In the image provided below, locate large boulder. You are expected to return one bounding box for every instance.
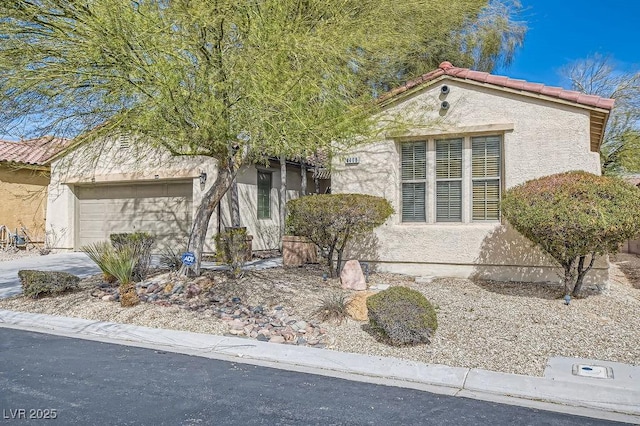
[340,260,367,291]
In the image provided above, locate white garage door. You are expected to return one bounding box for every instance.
[76,181,193,250]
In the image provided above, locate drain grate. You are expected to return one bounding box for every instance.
[572,364,614,379]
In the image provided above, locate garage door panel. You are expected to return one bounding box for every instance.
[77,181,193,250]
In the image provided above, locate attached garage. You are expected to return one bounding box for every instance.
[75,181,193,250]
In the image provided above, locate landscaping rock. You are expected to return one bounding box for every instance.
[340,260,367,291]
[346,291,376,321]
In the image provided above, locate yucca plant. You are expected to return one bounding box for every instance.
[82,242,139,307]
[103,246,139,307]
[82,241,117,284]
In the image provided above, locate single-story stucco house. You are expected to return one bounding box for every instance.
[45,135,328,253]
[332,61,615,284]
[0,137,66,243]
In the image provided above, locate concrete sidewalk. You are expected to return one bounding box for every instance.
[0,309,637,424]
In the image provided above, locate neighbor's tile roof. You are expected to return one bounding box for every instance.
[381,61,615,110]
[0,137,70,166]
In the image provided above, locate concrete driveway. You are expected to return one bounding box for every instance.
[0,253,100,299]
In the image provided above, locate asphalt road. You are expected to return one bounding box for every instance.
[0,328,625,426]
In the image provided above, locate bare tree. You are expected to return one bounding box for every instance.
[561,54,640,175]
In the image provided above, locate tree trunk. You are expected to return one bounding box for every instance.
[280,156,287,241]
[181,164,235,276]
[229,177,240,227]
[562,260,575,296]
[300,161,307,197]
[573,253,596,297]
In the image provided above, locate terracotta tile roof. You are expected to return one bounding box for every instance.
[0,136,70,166]
[381,61,615,110]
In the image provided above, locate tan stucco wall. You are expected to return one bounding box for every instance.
[332,78,608,284]
[47,136,216,251]
[219,163,317,251]
[0,165,49,241]
[47,136,309,253]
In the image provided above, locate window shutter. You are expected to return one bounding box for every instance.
[436,139,462,179]
[472,136,501,220]
[401,142,426,180]
[472,136,500,178]
[436,181,462,222]
[435,139,463,222]
[402,183,426,222]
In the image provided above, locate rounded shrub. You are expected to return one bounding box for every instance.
[502,171,640,296]
[366,286,437,346]
[287,193,393,277]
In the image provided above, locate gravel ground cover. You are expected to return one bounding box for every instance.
[1,256,639,376]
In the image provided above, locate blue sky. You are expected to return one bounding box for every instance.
[495,0,640,87]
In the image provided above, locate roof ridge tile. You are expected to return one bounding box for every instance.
[383,62,615,110]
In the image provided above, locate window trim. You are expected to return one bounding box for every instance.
[398,133,503,224]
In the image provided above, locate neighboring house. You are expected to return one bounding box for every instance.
[0,137,66,242]
[45,135,326,252]
[332,61,615,284]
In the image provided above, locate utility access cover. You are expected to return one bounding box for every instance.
[572,364,613,379]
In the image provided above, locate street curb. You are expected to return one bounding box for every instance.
[1,309,638,423]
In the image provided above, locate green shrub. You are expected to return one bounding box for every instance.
[502,171,640,296]
[215,227,250,278]
[314,291,350,323]
[82,241,139,307]
[287,194,393,277]
[110,232,155,281]
[18,270,80,299]
[101,246,136,285]
[366,286,437,346]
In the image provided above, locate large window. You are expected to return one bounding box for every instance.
[472,136,501,221]
[400,135,502,223]
[257,171,272,219]
[401,141,426,222]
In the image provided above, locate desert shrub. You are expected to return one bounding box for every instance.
[18,270,80,299]
[82,241,116,283]
[287,194,393,277]
[159,245,183,271]
[110,232,155,281]
[314,291,350,323]
[215,227,250,278]
[101,246,136,285]
[102,245,140,306]
[82,241,139,307]
[502,171,640,296]
[366,286,437,346]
